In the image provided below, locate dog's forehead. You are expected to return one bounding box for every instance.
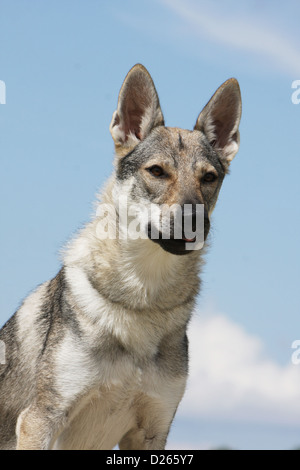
[146,126,218,165]
[150,126,204,149]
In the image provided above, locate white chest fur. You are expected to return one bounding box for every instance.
[64,265,190,357]
[53,346,186,450]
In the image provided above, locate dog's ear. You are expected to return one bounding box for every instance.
[194,78,242,165]
[110,64,165,157]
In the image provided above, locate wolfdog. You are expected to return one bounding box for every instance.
[0,64,241,450]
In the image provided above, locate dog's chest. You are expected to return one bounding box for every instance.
[65,265,187,357]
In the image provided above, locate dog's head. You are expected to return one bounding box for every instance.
[109,64,242,255]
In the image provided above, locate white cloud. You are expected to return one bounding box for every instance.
[160,0,300,76]
[178,310,300,426]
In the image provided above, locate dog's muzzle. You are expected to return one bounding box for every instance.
[147,204,210,256]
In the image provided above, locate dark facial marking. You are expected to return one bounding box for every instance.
[178,132,184,150]
[197,135,227,178]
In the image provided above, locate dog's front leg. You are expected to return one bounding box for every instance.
[119,422,170,451]
[118,401,174,451]
[16,403,65,450]
[119,380,186,451]
[119,428,168,451]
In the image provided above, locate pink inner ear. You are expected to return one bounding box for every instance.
[213,119,229,148]
[118,71,155,142]
[123,103,145,141]
[211,104,239,148]
[112,66,164,145]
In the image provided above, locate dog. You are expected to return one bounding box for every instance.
[0,64,241,450]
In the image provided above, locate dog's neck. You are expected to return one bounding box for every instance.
[64,226,202,313]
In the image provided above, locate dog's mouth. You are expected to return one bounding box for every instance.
[147,226,205,256]
[146,208,210,255]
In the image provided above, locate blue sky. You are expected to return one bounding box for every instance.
[1,0,300,450]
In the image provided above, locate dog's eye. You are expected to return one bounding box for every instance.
[147,165,166,178]
[202,172,217,183]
